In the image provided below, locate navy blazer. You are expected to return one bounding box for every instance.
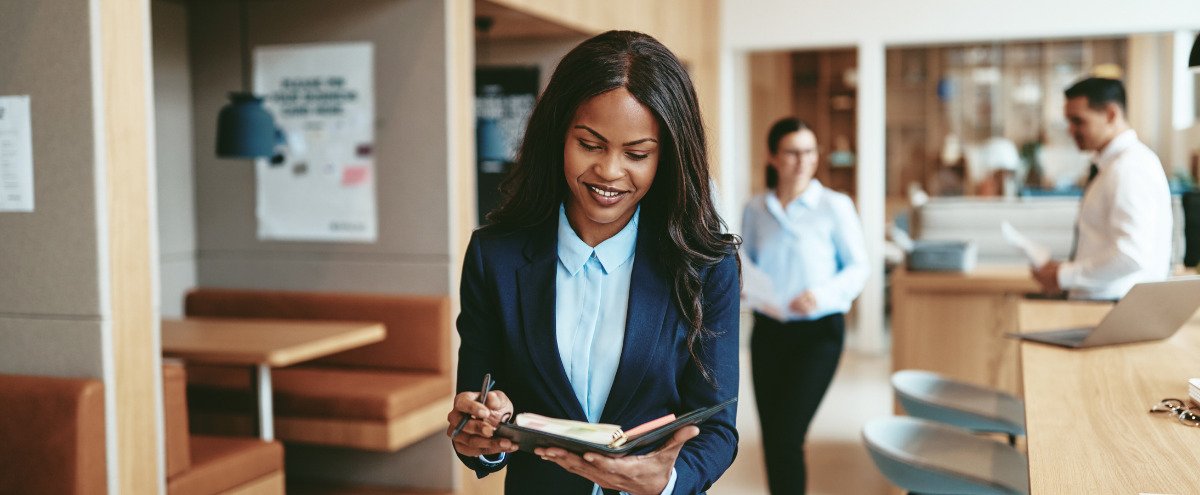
[455,218,740,494]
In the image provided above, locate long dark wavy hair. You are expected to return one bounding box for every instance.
[486,30,740,385]
[764,117,813,189]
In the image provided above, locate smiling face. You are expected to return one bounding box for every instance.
[563,87,661,246]
[769,129,819,189]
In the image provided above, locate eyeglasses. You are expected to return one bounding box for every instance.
[1149,398,1200,427]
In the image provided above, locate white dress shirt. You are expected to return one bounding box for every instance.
[740,180,869,320]
[1058,129,1173,300]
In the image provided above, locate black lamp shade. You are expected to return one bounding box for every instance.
[1191,32,1200,72]
[216,92,277,158]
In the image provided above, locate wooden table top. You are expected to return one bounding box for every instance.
[161,318,386,367]
[1019,301,1200,493]
[892,265,1039,293]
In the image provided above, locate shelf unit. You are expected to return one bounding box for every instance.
[748,48,859,199]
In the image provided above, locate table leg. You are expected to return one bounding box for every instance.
[256,363,274,441]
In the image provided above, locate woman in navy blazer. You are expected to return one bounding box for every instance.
[446,31,741,495]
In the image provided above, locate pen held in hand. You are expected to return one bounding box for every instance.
[451,373,493,439]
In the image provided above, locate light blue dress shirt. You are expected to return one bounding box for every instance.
[557,204,676,495]
[483,205,677,494]
[740,180,868,321]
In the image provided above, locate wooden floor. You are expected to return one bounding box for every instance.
[710,320,894,494]
[288,480,452,495]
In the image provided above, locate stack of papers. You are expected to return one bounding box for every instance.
[514,413,626,447]
[1189,378,1199,407]
[739,252,784,320]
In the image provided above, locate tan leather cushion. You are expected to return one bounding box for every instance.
[162,362,192,477]
[167,436,282,495]
[184,289,450,374]
[187,366,451,421]
[0,374,106,495]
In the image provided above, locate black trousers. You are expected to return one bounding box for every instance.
[751,312,845,495]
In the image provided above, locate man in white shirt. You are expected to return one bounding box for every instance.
[1032,77,1173,300]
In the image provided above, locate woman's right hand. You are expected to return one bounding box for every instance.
[446,389,518,457]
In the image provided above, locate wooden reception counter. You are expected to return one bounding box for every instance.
[1018,300,1200,493]
[890,266,1038,398]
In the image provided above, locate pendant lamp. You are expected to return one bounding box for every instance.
[216,0,278,158]
[1189,32,1200,72]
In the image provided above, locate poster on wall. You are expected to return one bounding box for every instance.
[254,42,376,242]
[476,67,538,225]
[0,95,34,212]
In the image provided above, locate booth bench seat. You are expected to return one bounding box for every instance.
[163,361,284,495]
[0,373,105,494]
[181,289,453,452]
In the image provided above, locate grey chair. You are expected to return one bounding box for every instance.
[863,416,1030,495]
[892,370,1024,444]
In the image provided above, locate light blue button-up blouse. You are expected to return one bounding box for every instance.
[740,180,868,321]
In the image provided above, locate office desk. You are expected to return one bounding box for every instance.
[161,318,385,440]
[1019,300,1200,493]
[891,266,1038,399]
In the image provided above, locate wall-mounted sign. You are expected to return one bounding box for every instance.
[254,42,376,242]
[476,67,538,225]
[0,95,34,212]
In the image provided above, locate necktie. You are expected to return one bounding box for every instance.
[1068,163,1100,262]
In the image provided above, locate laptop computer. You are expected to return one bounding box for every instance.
[1015,276,1200,348]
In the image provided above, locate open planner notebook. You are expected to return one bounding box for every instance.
[495,397,737,456]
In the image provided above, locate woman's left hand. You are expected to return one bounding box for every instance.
[534,425,699,495]
[789,290,818,316]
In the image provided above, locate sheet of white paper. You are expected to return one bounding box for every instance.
[889,224,915,253]
[1000,221,1051,268]
[0,95,34,212]
[739,251,785,321]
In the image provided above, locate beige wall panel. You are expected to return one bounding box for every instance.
[153,0,198,319]
[160,257,197,317]
[184,1,457,489]
[0,318,106,377]
[0,1,103,317]
[189,0,451,295]
[196,256,450,295]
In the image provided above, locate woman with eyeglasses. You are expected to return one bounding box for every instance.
[741,117,869,494]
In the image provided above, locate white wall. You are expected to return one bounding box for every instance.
[720,0,1200,353]
[724,0,1200,50]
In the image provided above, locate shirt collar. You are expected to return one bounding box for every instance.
[766,179,825,212]
[557,204,639,276]
[1095,129,1138,170]
[797,179,825,208]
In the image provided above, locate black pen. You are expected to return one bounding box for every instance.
[451,373,493,439]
